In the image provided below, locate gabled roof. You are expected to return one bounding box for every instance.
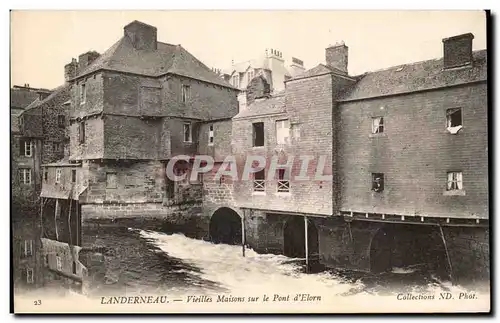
[339,49,487,101]
[234,93,286,119]
[21,84,70,114]
[288,63,353,82]
[10,88,40,109]
[73,36,234,89]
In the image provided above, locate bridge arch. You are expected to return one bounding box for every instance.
[209,207,242,245]
[369,223,450,277]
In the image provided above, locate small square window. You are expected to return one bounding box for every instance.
[252,122,264,147]
[372,173,384,192]
[446,108,463,134]
[106,172,117,189]
[447,171,463,191]
[277,168,290,192]
[372,117,384,134]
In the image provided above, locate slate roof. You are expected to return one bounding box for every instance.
[339,49,487,101]
[10,88,40,109]
[21,84,70,114]
[72,36,234,89]
[287,63,352,81]
[233,93,286,119]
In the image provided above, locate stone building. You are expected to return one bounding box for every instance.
[204,33,489,284]
[227,49,305,111]
[11,84,51,291]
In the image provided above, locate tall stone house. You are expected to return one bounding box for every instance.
[205,33,488,284]
[11,84,51,291]
[227,49,305,111]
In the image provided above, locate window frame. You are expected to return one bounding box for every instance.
[80,83,86,104]
[183,122,192,143]
[371,173,384,192]
[277,168,290,193]
[55,168,62,184]
[208,124,214,146]
[18,168,32,185]
[276,119,290,145]
[106,172,118,189]
[56,255,62,271]
[71,169,77,183]
[446,108,463,134]
[26,267,34,284]
[446,171,463,191]
[252,122,265,147]
[232,74,240,88]
[78,121,86,144]
[57,115,65,128]
[253,169,266,192]
[181,84,191,103]
[371,117,384,134]
[24,240,33,257]
[24,140,32,157]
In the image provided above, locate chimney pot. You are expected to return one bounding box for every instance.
[442,33,474,69]
[325,42,348,74]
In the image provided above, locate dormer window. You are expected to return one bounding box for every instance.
[232,74,240,88]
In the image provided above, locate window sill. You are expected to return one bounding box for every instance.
[369,133,386,138]
[208,143,214,147]
[252,146,265,149]
[443,190,466,196]
[275,191,291,196]
[252,191,266,195]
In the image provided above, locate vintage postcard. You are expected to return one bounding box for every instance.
[10,10,490,314]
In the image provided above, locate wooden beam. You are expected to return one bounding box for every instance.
[241,210,246,258]
[439,224,454,282]
[304,215,309,273]
[55,199,60,241]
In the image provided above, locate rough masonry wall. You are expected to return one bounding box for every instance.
[338,83,488,219]
[80,160,165,204]
[41,88,71,164]
[197,120,232,162]
[71,72,104,119]
[103,115,168,160]
[69,117,104,160]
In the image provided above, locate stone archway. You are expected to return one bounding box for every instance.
[369,223,450,277]
[283,216,319,259]
[209,207,242,245]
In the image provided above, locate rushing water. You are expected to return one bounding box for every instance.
[81,225,489,299]
[15,224,490,313]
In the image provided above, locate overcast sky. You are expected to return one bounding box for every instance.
[11,10,487,90]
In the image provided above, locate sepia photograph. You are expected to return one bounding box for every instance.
[9,9,490,314]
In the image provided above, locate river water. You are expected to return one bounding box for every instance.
[85,225,489,299]
[17,224,489,313]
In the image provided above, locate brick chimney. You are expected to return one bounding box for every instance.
[246,76,271,106]
[78,51,100,72]
[442,33,474,69]
[64,58,78,82]
[124,20,157,51]
[325,42,348,74]
[289,57,306,77]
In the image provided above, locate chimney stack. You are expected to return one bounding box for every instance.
[325,41,348,74]
[442,33,474,69]
[124,20,158,51]
[78,51,100,72]
[65,58,78,82]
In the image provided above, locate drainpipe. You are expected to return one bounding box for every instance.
[304,215,309,273]
[241,209,246,257]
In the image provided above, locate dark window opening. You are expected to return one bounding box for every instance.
[372,117,384,134]
[71,169,76,183]
[372,173,384,192]
[78,121,85,144]
[446,108,463,133]
[253,169,265,191]
[252,122,264,147]
[181,85,191,103]
[57,115,65,128]
[277,168,290,192]
[183,123,192,142]
[44,170,48,182]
